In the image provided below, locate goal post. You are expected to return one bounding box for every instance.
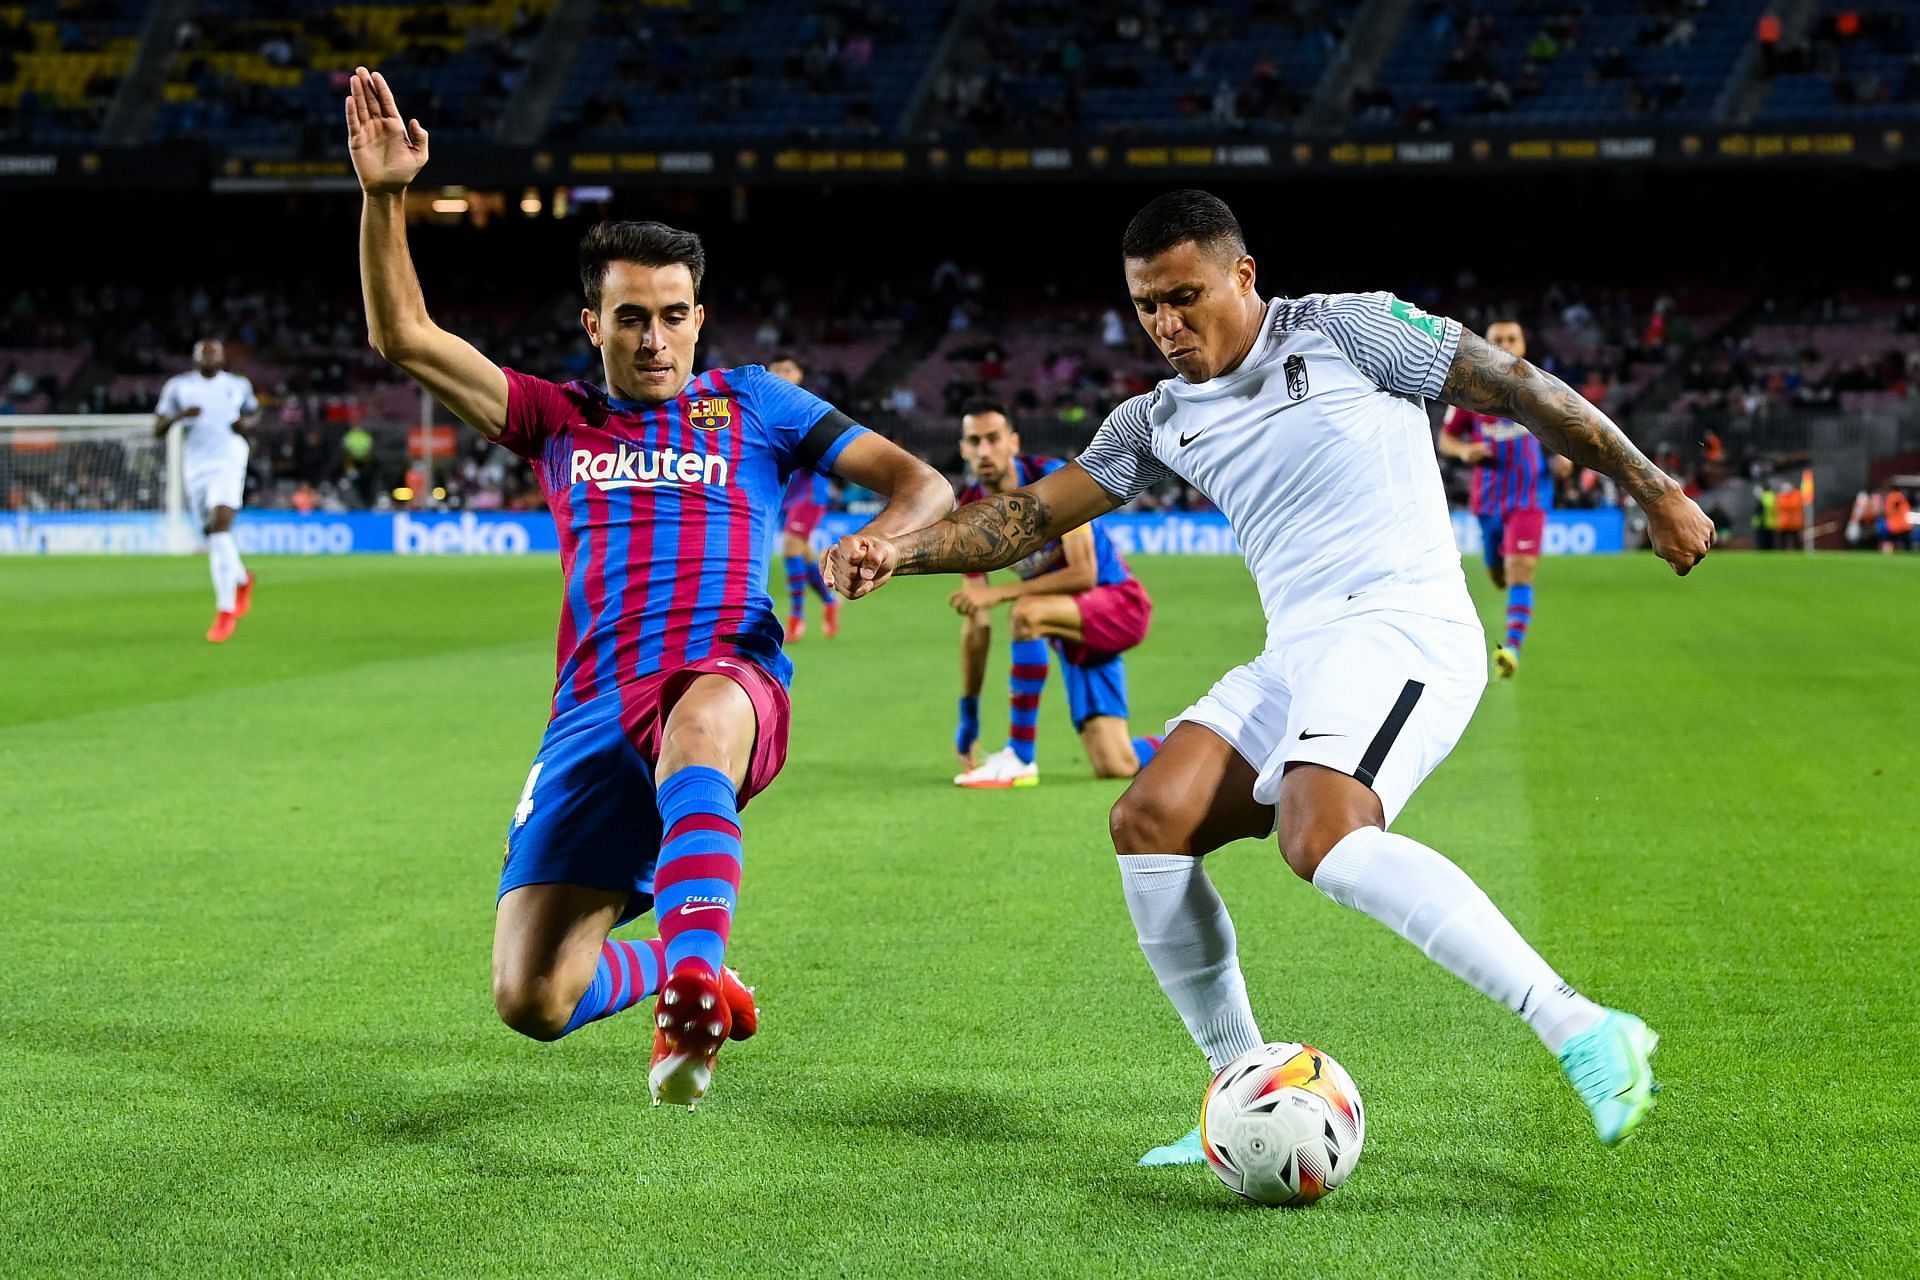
[0,414,194,553]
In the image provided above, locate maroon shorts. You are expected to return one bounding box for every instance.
[616,653,792,806]
[1064,577,1153,665]
[1502,507,1547,557]
[784,501,828,539]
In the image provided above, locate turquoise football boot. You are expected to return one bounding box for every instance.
[1558,1010,1660,1146]
[1138,1125,1206,1167]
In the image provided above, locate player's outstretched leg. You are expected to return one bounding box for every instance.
[1109,726,1276,1165]
[649,762,745,1107]
[1284,766,1657,1146]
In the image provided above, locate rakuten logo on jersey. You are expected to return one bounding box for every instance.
[570,443,730,491]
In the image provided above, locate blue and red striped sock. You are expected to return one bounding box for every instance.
[1131,734,1164,767]
[1505,583,1534,651]
[653,765,742,979]
[1008,638,1048,765]
[806,560,831,602]
[560,937,666,1036]
[783,554,808,619]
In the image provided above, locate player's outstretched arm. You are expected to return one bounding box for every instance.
[1440,328,1714,575]
[345,66,508,440]
[827,461,1121,600]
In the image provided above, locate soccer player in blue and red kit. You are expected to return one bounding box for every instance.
[1438,320,1570,678]
[347,68,949,1107]
[948,404,1160,788]
[768,354,840,641]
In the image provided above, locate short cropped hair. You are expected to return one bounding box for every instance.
[578,220,707,312]
[960,400,1012,422]
[1121,189,1247,264]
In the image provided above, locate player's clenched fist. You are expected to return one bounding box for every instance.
[345,66,429,195]
[1643,489,1715,576]
[822,533,900,600]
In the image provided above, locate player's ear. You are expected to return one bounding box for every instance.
[693,302,705,340]
[580,307,601,348]
[1235,253,1257,295]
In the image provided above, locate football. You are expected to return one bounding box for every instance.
[1200,1043,1366,1207]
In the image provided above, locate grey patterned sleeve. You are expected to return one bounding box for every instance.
[1307,291,1462,398]
[1076,392,1171,500]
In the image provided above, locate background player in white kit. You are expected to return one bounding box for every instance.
[828,191,1714,1163]
[154,339,259,642]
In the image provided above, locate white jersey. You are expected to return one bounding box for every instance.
[1079,292,1474,643]
[157,370,257,475]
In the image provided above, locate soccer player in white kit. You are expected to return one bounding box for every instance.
[154,339,259,642]
[828,191,1714,1162]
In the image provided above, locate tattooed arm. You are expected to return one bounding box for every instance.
[823,461,1122,599]
[1440,328,1715,575]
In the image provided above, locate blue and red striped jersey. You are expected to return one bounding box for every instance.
[782,468,831,510]
[498,364,866,709]
[1443,409,1554,517]
[959,455,1133,587]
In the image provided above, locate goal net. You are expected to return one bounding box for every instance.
[0,415,192,553]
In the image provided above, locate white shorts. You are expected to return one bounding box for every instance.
[1171,608,1487,826]
[185,463,246,524]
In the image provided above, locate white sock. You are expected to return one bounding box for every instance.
[1311,827,1604,1055]
[225,535,248,588]
[207,533,238,612]
[1117,854,1264,1071]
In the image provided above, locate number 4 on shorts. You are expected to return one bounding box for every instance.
[514,761,544,828]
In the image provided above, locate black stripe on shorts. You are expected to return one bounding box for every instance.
[1353,679,1425,789]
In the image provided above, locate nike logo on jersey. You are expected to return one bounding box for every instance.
[679,902,730,915]
[1297,730,1345,740]
[1178,428,1205,447]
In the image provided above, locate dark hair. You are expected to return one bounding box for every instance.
[960,400,1013,423]
[1121,189,1246,263]
[578,220,707,312]
[768,351,805,373]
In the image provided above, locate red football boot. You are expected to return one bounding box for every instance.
[234,573,255,618]
[785,615,806,643]
[822,600,840,639]
[650,966,732,1109]
[721,965,758,1041]
[206,610,237,643]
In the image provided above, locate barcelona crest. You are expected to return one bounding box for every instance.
[685,396,734,432]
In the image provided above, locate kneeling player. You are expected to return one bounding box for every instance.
[947,404,1161,787]
[769,353,840,641]
[347,69,949,1107]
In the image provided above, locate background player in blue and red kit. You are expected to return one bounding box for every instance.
[347,67,950,1108]
[768,353,839,641]
[1439,319,1571,678]
[947,404,1161,788]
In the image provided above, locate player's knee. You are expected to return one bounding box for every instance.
[659,714,734,778]
[1085,733,1138,779]
[1109,782,1186,853]
[1009,597,1044,640]
[1276,811,1369,882]
[207,506,235,534]
[492,974,573,1042]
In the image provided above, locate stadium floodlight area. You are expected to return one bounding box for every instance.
[0,415,194,554]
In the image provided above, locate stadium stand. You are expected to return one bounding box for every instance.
[156,0,550,148]
[922,1,1360,139]
[1356,0,1769,133]
[548,1,948,145]
[0,0,143,145]
[1753,2,1920,122]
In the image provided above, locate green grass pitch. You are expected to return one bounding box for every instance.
[2,551,1916,1277]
